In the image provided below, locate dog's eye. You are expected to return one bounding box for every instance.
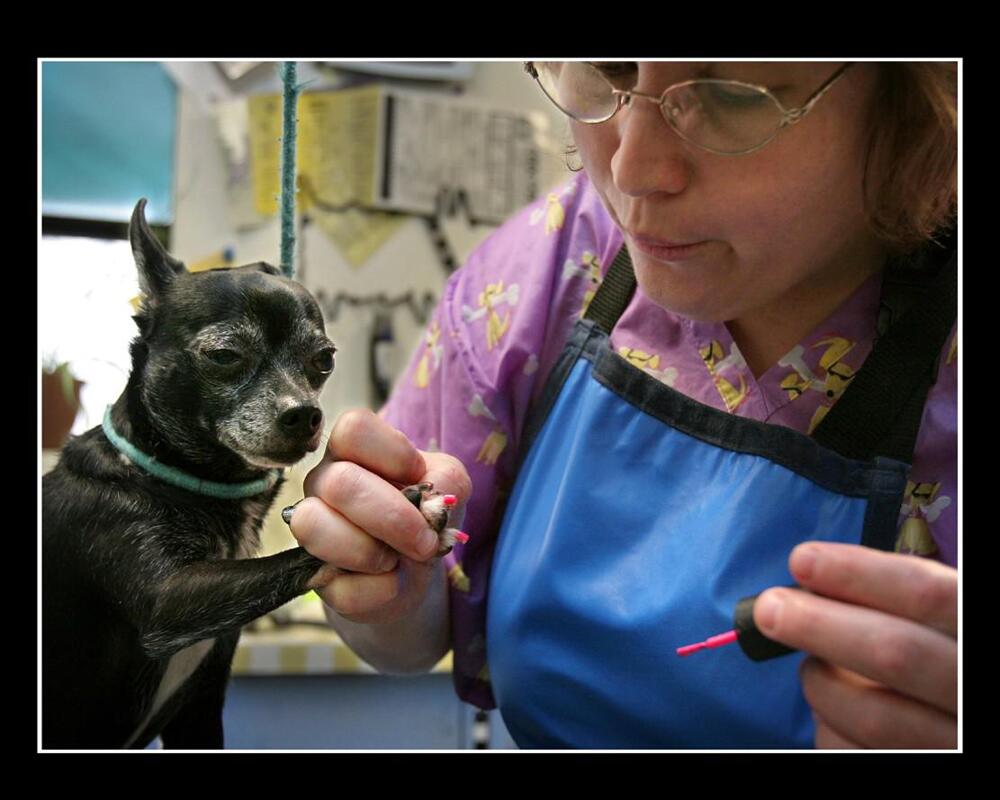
[205,348,242,366]
[313,348,336,374]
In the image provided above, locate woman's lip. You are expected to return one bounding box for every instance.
[628,233,709,261]
[629,232,706,248]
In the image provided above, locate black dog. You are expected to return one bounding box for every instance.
[42,200,458,749]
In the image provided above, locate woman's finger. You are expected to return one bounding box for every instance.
[419,450,474,509]
[787,542,957,637]
[754,588,957,714]
[315,568,402,620]
[813,714,863,749]
[303,459,441,562]
[309,407,427,489]
[801,658,958,749]
[289,496,399,574]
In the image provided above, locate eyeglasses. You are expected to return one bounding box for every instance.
[524,61,855,155]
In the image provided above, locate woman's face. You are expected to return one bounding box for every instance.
[572,62,885,327]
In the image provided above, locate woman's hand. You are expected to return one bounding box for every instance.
[753,542,957,749]
[291,408,471,625]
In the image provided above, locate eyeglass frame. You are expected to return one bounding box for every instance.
[523,61,857,155]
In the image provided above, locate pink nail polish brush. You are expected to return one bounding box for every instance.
[676,589,799,662]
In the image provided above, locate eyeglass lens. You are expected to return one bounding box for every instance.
[533,62,787,154]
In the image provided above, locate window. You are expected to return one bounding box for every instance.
[40,232,139,437]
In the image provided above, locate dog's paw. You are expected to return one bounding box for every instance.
[401,483,469,557]
[434,527,470,557]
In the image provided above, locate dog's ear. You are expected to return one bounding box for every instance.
[129,199,186,302]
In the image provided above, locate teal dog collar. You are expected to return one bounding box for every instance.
[102,406,281,499]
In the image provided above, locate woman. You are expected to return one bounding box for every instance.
[291,61,957,748]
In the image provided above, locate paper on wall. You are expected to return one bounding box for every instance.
[247,84,547,265]
[372,86,546,224]
[248,87,405,267]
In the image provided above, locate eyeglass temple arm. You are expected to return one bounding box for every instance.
[788,62,856,121]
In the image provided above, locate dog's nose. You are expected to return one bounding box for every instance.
[279,405,323,439]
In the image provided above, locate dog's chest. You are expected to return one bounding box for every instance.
[128,496,271,746]
[154,638,217,712]
[233,496,269,558]
[125,638,217,747]
[188,495,270,559]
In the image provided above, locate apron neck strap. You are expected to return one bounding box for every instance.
[586,237,956,466]
[583,246,637,333]
[812,242,957,464]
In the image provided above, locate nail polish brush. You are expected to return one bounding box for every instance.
[676,587,799,662]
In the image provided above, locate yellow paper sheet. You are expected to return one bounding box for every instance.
[248,86,405,267]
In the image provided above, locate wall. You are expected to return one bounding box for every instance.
[168,61,573,554]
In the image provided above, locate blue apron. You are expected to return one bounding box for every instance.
[486,244,955,749]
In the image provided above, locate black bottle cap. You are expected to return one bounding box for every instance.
[733,590,799,662]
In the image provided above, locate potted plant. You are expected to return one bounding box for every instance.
[42,356,84,450]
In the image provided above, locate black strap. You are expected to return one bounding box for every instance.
[585,242,956,466]
[583,246,638,333]
[811,249,956,463]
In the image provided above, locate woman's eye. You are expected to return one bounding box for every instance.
[588,61,635,76]
[312,347,336,374]
[703,82,770,108]
[587,61,637,86]
[205,348,242,366]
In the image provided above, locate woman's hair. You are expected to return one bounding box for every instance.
[863,62,957,254]
[563,61,958,255]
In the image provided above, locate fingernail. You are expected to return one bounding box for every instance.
[790,544,817,580]
[377,549,399,573]
[417,528,439,558]
[755,590,783,633]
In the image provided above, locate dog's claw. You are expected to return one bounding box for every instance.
[281,502,300,526]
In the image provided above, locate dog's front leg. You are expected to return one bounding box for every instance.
[141,547,334,659]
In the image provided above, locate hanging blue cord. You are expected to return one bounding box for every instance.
[279,61,300,279]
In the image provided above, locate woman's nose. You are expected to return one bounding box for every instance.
[609,97,692,197]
